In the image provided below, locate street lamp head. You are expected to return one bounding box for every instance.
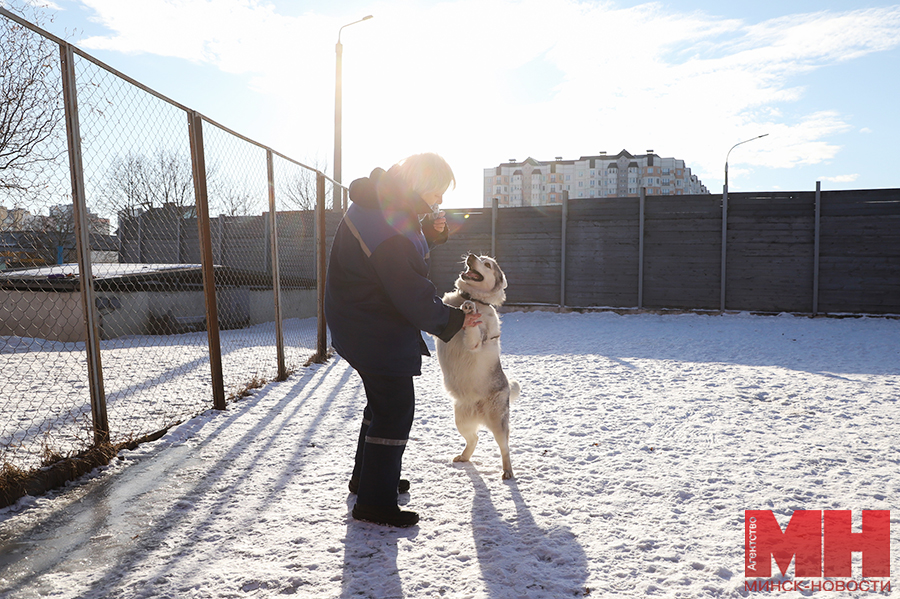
[725,133,769,189]
[338,15,374,42]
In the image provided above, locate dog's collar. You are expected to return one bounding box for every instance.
[458,290,495,307]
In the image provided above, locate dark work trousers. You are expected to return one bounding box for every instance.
[353,372,416,507]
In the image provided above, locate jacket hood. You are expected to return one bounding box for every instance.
[348,168,432,215]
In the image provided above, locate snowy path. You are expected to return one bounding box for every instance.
[0,311,898,598]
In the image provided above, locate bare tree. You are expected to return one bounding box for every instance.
[101,151,147,215]
[0,2,64,197]
[214,179,257,216]
[100,148,209,217]
[279,157,330,211]
[145,148,197,213]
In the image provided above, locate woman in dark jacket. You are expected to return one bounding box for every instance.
[325,153,479,527]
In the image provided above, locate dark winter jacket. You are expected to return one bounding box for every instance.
[324,168,464,377]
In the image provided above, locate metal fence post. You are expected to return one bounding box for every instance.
[60,43,109,445]
[491,197,498,258]
[188,112,226,410]
[311,171,329,363]
[267,151,286,379]
[813,181,821,316]
[560,191,568,310]
[639,187,645,309]
[720,184,729,312]
[176,216,182,263]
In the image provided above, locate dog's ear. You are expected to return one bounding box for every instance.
[490,260,508,291]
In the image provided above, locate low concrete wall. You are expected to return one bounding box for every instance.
[0,287,318,342]
[0,290,85,343]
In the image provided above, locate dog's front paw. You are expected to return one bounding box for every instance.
[452,454,469,463]
[502,469,514,480]
[460,300,476,314]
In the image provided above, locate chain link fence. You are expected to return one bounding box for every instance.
[1,8,338,500]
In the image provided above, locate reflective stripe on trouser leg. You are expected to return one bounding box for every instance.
[356,372,415,507]
[365,436,408,446]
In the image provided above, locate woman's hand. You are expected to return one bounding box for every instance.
[463,311,482,329]
[432,211,446,233]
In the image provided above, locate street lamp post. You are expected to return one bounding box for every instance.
[724,133,768,195]
[334,15,373,210]
[720,133,768,311]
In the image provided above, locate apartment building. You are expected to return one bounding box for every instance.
[483,149,709,207]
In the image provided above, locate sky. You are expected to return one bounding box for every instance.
[8,0,900,209]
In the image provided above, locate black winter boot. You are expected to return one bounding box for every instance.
[352,503,419,527]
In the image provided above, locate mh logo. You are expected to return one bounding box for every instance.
[745,510,890,578]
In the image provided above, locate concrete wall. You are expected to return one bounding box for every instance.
[0,287,318,342]
[0,290,85,343]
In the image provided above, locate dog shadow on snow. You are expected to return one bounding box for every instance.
[464,466,589,598]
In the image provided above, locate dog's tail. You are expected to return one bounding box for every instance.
[509,380,521,403]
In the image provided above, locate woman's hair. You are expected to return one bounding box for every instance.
[388,153,456,196]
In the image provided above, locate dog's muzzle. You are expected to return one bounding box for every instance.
[462,254,484,281]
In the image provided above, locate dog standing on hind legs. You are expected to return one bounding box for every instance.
[435,254,520,480]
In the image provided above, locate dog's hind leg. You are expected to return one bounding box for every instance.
[452,411,479,464]
[485,408,513,480]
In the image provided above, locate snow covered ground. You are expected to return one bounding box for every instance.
[1,318,319,471]
[0,310,898,598]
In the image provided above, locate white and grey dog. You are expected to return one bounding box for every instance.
[436,254,520,480]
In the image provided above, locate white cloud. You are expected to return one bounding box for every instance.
[70,0,900,206]
[820,174,859,183]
